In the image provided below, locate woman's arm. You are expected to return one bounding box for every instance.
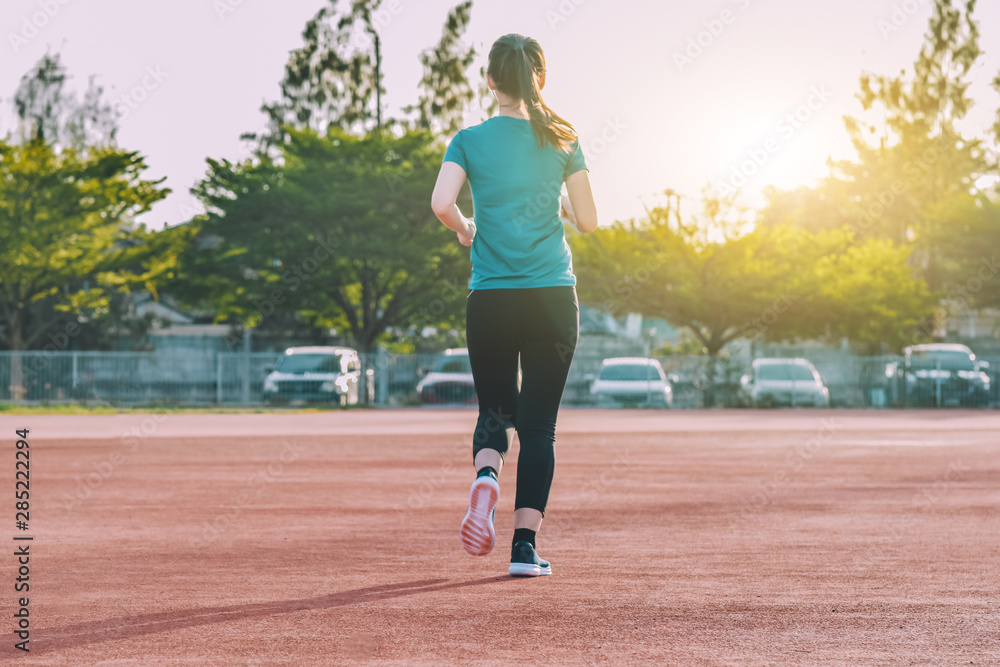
[431,162,476,247]
[561,170,598,233]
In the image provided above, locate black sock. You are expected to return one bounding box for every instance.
[476,466,497,480]
[513,528,536,548]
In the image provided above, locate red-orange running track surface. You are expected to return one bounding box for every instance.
[0,409,997,665]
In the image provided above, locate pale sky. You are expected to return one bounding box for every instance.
[2,0,999,229]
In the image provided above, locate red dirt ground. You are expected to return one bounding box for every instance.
[0,409,997,665]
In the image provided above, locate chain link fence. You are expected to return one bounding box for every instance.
[0,349,996,408]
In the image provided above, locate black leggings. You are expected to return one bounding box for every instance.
[466,286,579,515]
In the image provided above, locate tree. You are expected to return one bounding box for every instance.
[176,1,491,403]
[176,127,471,354]
[832,0,988,290]
[12,52,117,149]
[0,138,191,397]
[811,239,936,352]
[246,0,386,153]
[1,53,191,401]
[405,1,477,136]
[993,71,1000,146]
[571,193,936,403]
[755,182,855,235]
[928,194,1000,311]
[572,194,826,405]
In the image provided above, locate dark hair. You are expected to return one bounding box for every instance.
[487,34,577,152]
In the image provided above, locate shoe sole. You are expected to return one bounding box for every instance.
[508,562,552,577]
[461,476,499,556]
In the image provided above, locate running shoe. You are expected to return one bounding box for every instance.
[508,540,552,577]
[460,475,499,556]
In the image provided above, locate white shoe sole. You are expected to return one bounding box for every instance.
[460,476,499,556]
[508,562,552,577]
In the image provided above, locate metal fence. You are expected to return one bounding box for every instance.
[0,350,996,408]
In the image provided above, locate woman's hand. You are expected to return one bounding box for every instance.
[559,193,576,225]
[559,194,581,233]
[457,218,476,247]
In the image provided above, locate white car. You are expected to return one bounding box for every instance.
[416,348,477,404]
[262,346,362,405]
[740,358,830,408]
[590,357,673,408]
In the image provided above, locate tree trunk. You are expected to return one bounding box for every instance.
[356,333,378,406]
[703,352,718,408]
[9,319,25,402]
[703,333,727,408]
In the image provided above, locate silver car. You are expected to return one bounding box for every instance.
[262,346,362,405]
[740,358,830,408]
[590,357,673,408]
[416,348,477,404]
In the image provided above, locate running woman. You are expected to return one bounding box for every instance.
[431,33,599,577]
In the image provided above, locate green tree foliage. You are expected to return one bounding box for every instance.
[175,1,491,405]
[177,127,469,353]
[826,0,987,291]
[180,1,488,353]
[758,0,995,321]
[761,4,986,241]
[1,53,189,361]
[993,71,1000,145]
[1,53,191,405]
[572,193,936,399]
[248,0,385,152]
[0,138,188,352]
[476,63,500,120]
[405,1,476,136]
[928,194,1000,310]
[573,194,823,404]
[575,194,823,355]
[13,52,117,149]
[812,239,935,351]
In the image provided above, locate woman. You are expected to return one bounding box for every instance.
[431,33,598,577]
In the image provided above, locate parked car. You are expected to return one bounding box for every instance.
[885,344,990,407]
[740,358,830,408]
[262,346,362,405]
[417,349,477,404]
[590,357,673,408]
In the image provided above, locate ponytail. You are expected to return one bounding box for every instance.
[487,34,577,152]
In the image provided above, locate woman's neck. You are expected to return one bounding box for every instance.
[497,100,528,120]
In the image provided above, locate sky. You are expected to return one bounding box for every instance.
[2,0,999,229]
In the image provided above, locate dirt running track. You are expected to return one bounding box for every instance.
[0,409,997,665]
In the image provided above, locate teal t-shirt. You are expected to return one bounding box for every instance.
[443,116,588,290]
